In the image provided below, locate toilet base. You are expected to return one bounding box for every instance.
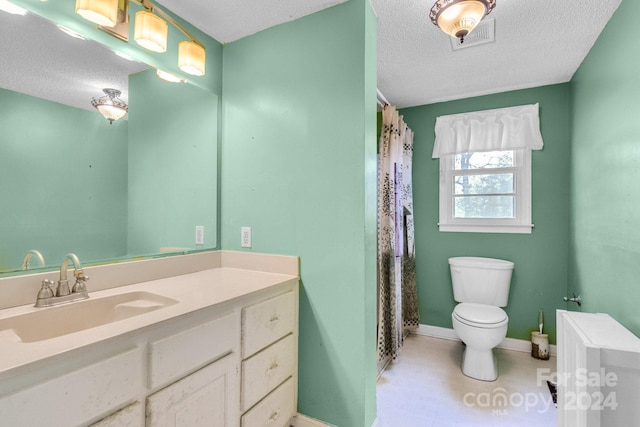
[461,346,498,381]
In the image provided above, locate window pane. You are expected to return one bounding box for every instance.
[453,151,514,170]
[454,173,514,195]
[454,195,515,218]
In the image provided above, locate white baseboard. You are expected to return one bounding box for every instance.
[413,324,557,357]
[291,413,378,427]
[291,413,334,427]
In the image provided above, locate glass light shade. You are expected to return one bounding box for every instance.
[156,69,184,83]
[178,41,206,76]
[134,10,168,53]
[75,0,119,27]
[432,0,493,41]
[96,104,127,122]
[91,89,128,124]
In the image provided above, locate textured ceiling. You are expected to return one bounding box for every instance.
[1,0,623,111]
[0,12,148,112]
[370,0,622,107]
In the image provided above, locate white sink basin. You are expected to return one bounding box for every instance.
[0,291,178,343]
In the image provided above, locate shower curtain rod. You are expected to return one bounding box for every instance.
[377,88,390,108]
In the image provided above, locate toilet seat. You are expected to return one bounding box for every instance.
[453,303,508,328]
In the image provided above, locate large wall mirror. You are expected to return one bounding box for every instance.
[0,7,218,276]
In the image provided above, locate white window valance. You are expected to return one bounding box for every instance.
[432,103,544,158]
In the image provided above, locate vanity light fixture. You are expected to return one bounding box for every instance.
[156,69,185,83]
[57,24,86,40]
[0,0,28,15]
[91,88,128,124]
[75,0,119,27]
[429,0,495,44]
[74,0,206,76]
[178,40,205,76]
[134,0,206,76]
[134,8,167,52]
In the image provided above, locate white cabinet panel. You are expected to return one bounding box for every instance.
[242,291,295,358]
[0,347,140,427]
[241,334,296,412]
[146,353,238,427]
[148,312,237,390]
[91,402,144,426]
[241,378,295,427]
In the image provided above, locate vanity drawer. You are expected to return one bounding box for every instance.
[242,291,295,358]
[241,333,296,412]
[148,312,237,390]
[241,377,296,427]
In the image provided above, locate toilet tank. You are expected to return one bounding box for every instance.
[449,257,514,307]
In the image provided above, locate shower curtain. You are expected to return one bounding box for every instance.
[377,105,419,366]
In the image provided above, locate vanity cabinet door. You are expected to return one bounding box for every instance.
[146,353,238,427]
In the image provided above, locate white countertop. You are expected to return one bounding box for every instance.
[0,251,298,377]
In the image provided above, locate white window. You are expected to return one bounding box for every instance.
[438,149,532,233]
[431,104,544,234]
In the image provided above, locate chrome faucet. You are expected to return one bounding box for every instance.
[22,249,45,270]
[57,253,84,296]
[34,253,89,307]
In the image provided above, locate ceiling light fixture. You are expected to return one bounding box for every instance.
[429,0,496,44]
[75,0,119,27]
[74,0,206,77]
[91,88,128,124]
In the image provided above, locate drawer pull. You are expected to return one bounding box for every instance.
[266,362,279,374]
[268,410,280,423]
[269,315,280,324]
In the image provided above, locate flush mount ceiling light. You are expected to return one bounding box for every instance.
[430,0,496,44]
[91,88,128,124]
[74,0,206,77]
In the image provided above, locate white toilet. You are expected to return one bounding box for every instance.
[449,256,514,381]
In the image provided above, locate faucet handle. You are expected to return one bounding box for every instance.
[72,275,89,294]
[35,279,55,307]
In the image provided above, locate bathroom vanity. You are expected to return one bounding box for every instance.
[0,251,299,427]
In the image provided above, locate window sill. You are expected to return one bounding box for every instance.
[437,223,534,234]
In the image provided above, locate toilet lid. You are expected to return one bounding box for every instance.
[454,303,508,325]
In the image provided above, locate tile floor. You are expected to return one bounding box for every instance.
[376,334,557,427]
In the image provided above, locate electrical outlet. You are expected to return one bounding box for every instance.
[241,227,252,248]
[195,226,204,245]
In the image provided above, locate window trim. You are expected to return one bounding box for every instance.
[438,149,533,234]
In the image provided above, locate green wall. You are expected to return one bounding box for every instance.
[127,70,218,255]
[401,84,572,344]
[570,0,640,335]
[220,0,378,425]
[0,89,128,272]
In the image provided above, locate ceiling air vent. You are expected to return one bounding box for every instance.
[450,18,495,51]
